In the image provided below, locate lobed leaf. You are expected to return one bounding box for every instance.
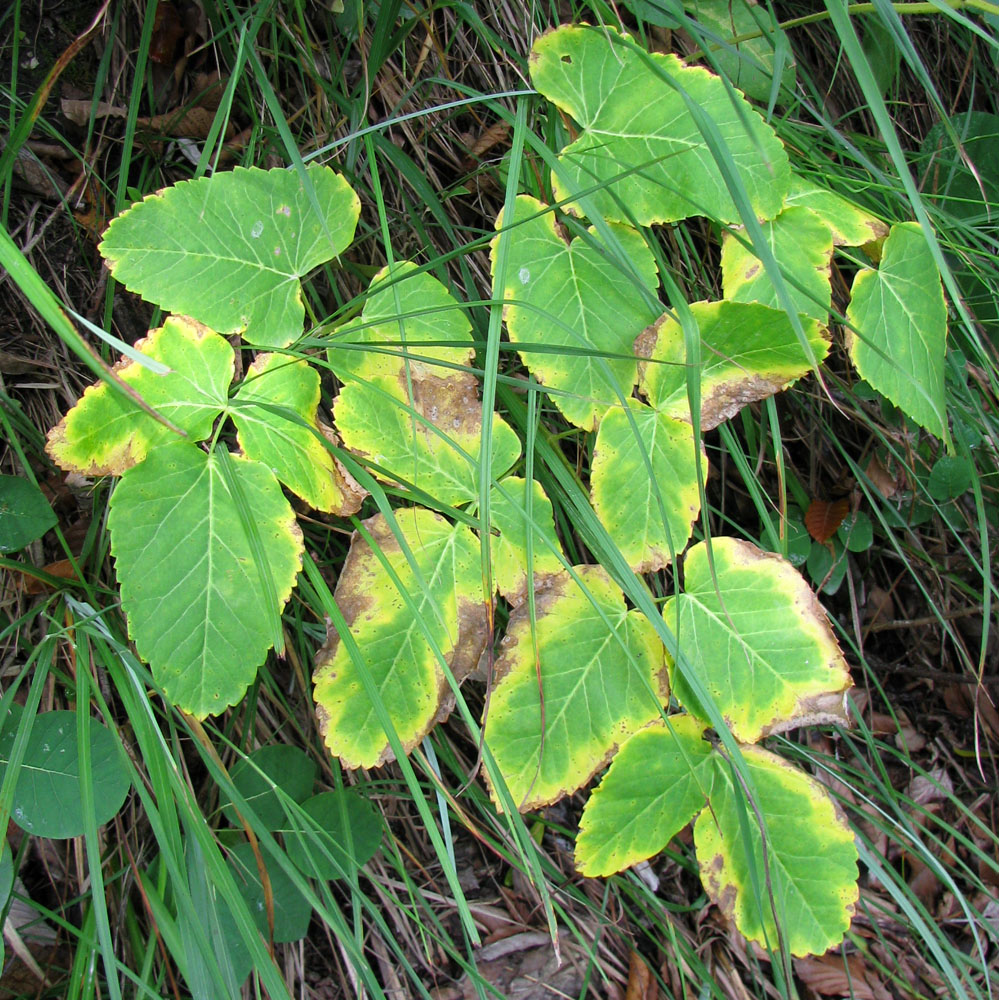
[108,441,303,717]
[721,207,834,323]
[665,537,851,742]
[576,715,716,876]
[637,300,829,430]
[530,24,790,225]
[494,194,660,431]
[46,316,232,476]
[846,222,949,442]
[695,745,858,956]
[590,402,703,573]
[485,566,667,810]
[100,164,360,348]
[232,352,365,515]
[313,509,488,769]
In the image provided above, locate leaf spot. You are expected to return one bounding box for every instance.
[250,220,264,238]
[276,204,291,216]
[273,247,282,257]
[519,266,530,285]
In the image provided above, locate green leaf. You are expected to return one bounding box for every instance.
[837,511,873,553]
[222,746,318,831]
[334,371,521,507]
[108,441,304,717]
[0,710,130,838]
[46,316,233,476]
[0,844,13,909]
[846,222,949,442]
[0,475,57,552]
[486,566,667,810]
[721,207,834,322]
[783,175,888,247]
[591,403,703,573]
[695,745,858,956]
[494,195,660,431]
[227,842,312,944]
[530,25,790,225]
[926,455,974,501]
[920,112,999,225]
[284,791,382,879]
[685,0,795,105]
[665,537,851,742]
[576,715,716,876]
[328,261,474,383]
[313,509,488,769]
[100,165,360,348]
[486,477,566,606]
[232,352,365,515]
[637,300,829,430]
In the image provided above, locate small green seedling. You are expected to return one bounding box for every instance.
[45,23,954,958]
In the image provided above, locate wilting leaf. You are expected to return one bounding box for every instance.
[637,300,829,430]
[665,537,851,742]
[530,24,790,224]
[108,441,303,717]
[313,509,488,769]
[100,164,360,348]
[46,316,232,476]
[494,194,660,431]
[805,497,850,543]
[846,223,949,442]
[576,715,716,876]
[486,566,667,810]
[695,745,858,955]
[590,402,703,572]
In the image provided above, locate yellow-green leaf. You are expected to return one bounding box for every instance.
[46,316,232,476]
[486,566,667,810]
[313,509,488,769]
[783,175,888,247]
[695,745,858,955]
[530,25,790,225]
[576,716,716,876]
[665,537,851,742]
[591,403,703,573]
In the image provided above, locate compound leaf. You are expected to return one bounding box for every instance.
[313,509,488,769]
[665,537,851,743]
[576,715,716,876]
[0,710,130,838]
[284,791,382,879]
[591,403,703,573]
[222,745,318,831]
[637,300,829,430]
[328,261,474,383]
[233,352,365,515]
[530,25,790,225]
[494,194,660,431]
[486,477,566,606]
[108,441,303,717]
[486,566,667,810]
[721,207,834,322]
[783,175,888,247]
[46,316,232,476]
[846,222,949,442]
[334,371,521,507]
[100,165,360,348]
[695,745,858,956]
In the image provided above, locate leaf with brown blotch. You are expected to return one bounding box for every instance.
[805,498,850,543]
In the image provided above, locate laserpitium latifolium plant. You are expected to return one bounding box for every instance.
[46,25,952,956]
